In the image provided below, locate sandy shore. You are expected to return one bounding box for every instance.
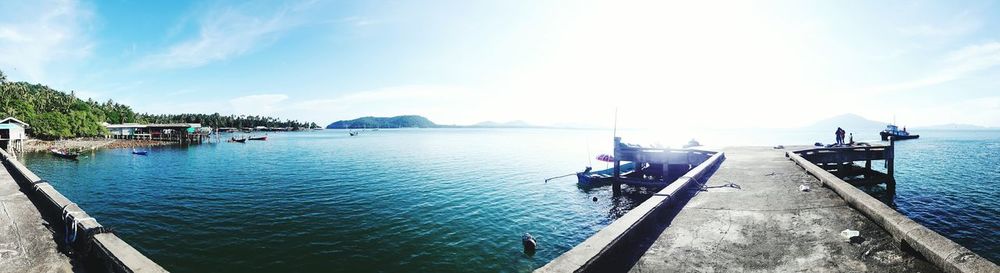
[23,138,175,153]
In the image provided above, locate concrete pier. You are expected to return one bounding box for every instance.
[0,149,168,273]
[538,146,999,273]
[0,160,74,273]
[629,147,935,272]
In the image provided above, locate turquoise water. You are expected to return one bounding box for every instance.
[890,130,999,263]
[17,128,1000,272]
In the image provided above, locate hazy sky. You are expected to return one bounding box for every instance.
[2,0,999,128]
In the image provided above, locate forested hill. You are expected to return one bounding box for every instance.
[0,70,315,139]
[326,115,437,129]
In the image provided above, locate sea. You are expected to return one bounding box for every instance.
[17,128,999,272]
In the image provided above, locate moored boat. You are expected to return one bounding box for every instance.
[230,137,247,143]
[49,148,79,160]
[248,136,267,141]
[576,162,636,187]
[132,149,148,155]
[880,124,918,141]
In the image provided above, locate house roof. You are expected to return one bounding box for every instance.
[0,117,29,128]
[106,123,202,129]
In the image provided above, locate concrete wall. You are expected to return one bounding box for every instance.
[0,149,169,273]
[535,152,725,273]
[787,151,999,273]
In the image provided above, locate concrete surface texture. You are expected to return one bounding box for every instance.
[0,164,75,273]
[628,146,939,273]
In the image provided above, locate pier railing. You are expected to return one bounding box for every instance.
[0,149,169,273]
[787,150,998,273]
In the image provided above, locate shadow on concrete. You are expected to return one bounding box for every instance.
[574,162,724,273]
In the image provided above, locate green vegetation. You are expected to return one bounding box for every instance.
[142,113,315,130]
[0,69,315,139]
[326,115,437,129]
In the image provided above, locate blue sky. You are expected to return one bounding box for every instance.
[1,0,999,128]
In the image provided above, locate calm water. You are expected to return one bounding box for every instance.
[17,128,1000,272]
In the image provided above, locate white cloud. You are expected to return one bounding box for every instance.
[854,41,1000,94]
[342,16,377,27]
[897,11,981,39]
[0,0,94,82]
[230,94,289,115]
[139,1,314,69]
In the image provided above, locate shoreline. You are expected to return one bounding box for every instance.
[23,138,176,153]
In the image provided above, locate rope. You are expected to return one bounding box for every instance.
[701,182,740,191]
[544,173,577,182]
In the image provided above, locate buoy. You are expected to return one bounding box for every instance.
[522,233,537,254]
[592,197,598,202]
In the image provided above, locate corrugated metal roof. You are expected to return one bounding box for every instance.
[0,117,29,127]
[106,123,202,128]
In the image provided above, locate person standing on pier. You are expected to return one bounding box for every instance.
[835,127,844,145]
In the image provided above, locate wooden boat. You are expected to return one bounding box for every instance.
[49,148,79,160]
[880,124,919,141]
[576,162,636,187]
[248,136,267,141]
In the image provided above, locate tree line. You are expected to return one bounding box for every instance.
[0,70,316,140]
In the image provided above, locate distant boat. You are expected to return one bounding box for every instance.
[49,148,79,160]
[576,162,636,187]
[349,131,359,136]
[131,149,148,156]
[248,136,267,141]
[880,124,919,141]
[683,139,701,148]
[230,137,247,143]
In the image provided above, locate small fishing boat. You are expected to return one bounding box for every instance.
[576,162,636,187]
[248,136,267,141]
[880,124,918,141]
[131,149,148,155]
[49,148,79,160]
[683,139,701,148]
[349,131,359,136]
[230,137,247,143]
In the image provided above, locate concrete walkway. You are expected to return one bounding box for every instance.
[628,147,939,273]
[0,164,75,273]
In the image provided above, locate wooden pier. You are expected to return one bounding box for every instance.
[611,137,717,192]
[106,123,209,144]
[790,140,896,193]
[537,145,999,273]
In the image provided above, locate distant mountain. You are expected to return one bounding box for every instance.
[471,120,536,128]
[326,115,437,129]
[915,123,995,130]
[803,113,886,132]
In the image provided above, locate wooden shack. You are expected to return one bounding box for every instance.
[106,123,208,143]
[0,117,29,153]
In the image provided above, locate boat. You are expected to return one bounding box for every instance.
[248,136,267,141]
[880,124,919,141]
[49,148,79,160]
[683,139,701,148]
[349,131,359,136]
[131,149,148,155]
[576,162,636,187]
[230,137,247,143]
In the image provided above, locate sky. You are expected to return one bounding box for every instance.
[1,0,1000,128]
